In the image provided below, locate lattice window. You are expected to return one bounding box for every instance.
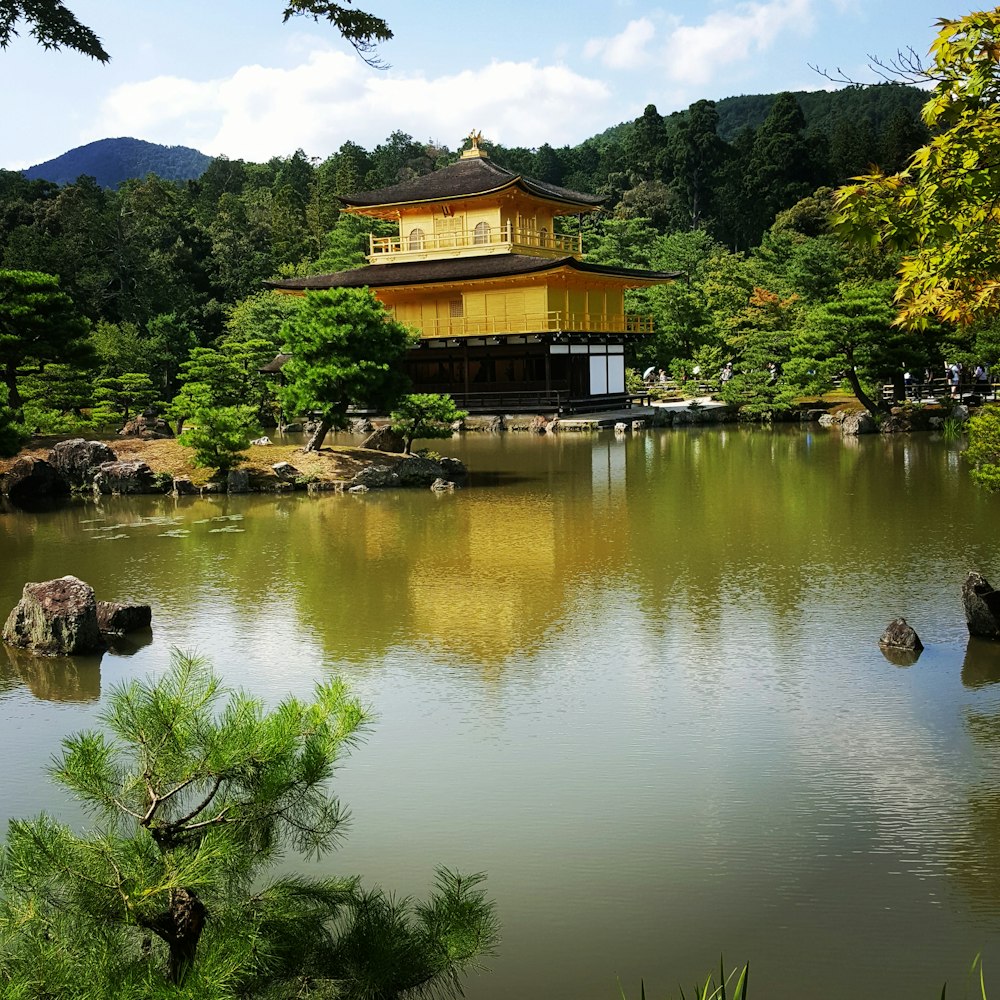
[408,227,425,250]
[474,221,490,244]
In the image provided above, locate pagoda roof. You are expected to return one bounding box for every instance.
[340,155,606,211]
[265,255,677,291]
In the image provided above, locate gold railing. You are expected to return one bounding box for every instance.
[412,311,653,338]
[370,225,582,258]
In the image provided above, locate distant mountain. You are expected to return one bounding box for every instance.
[591,82,927,147]
[22,137,212,188]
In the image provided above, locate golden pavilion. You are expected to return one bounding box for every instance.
[267,132,675,412]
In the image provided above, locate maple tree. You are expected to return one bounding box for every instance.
[835,8,1000,328]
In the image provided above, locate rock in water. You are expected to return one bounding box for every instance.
[841,411,877,435]
[879,618,924,651]
[96,601,152,635]
[962,572,1000,639]
[2,576,105,655]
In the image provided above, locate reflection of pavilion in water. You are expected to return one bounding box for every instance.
[293,440,635,668]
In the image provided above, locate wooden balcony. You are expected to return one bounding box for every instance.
[368,224,583,263]
[410,310,653,338]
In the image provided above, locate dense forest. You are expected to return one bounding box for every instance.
[0,82,995,443]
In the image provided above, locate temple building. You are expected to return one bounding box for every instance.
[266,133,676,413]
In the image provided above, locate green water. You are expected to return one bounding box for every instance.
[3,425,1000,998]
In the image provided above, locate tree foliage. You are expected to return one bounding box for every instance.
[966,403,1000,490]
[91,372,159,428]
[0,381,26,456]
[390,393,467,454]
[0,0,108,60]
[0,268,92,415]
[836,8,1000,328]
[0,653,498,997]
[178,405,256,473]
[794,281,902,412]
[2,0,391,65]
[278,288,415,451]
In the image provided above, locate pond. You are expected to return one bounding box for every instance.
[3,425,1000,999]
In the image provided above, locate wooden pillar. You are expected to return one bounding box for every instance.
[463,339,470,398]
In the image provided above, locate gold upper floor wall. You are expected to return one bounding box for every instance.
[376,279,653,339]
[353,190,585,265]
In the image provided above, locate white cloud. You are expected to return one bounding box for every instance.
[662,0,815,86]
[584,17,657,69]
[90,50,613,161]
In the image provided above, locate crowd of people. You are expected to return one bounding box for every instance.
[641,359,996,403]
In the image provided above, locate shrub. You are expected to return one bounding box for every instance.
[179,405,256,473]
[966,403,1000,490]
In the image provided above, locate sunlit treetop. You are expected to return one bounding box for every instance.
[835,7,1000,329]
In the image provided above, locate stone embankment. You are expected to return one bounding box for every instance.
[0,437,467,508]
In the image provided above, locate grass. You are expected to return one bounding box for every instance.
[619,960,749,1000]
[0,435,396,488]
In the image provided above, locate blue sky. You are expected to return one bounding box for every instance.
[0,0,955,170]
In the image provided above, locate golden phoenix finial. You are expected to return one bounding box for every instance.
[468,129,483,150]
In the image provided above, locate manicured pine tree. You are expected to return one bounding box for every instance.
[278,288,415,451]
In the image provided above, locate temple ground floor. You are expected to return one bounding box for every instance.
[401,333,633,413]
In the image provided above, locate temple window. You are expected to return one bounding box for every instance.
[474,221,490,244]
[408,227,425,250]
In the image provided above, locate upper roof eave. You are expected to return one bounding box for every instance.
[339,155,606,211]
[264,255,678,292]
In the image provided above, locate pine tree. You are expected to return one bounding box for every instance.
[0,653,498,997]
[278,288,415,451]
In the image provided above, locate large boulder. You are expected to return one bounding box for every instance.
[394,456,448,487]
[841,411,877,435]
[2,457,70,506]
[3,576,105,655]
[48,438,118,486]
[93,460,157,494]
[227,468,250,494]
[362,425,406,453]
[96,601,152,635]
[119,414,174,439]
[272,461,301,482]
[962,571,1000,639]
[350,464,401,489]
[438,456,467,478]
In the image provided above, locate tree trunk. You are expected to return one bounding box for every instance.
[144,887,207,985]
[303,416,332,452]
[844,362,883,414]
[3,363,22,416]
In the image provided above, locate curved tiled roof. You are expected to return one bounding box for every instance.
[340,156,605,209]
[265,255,677,291]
